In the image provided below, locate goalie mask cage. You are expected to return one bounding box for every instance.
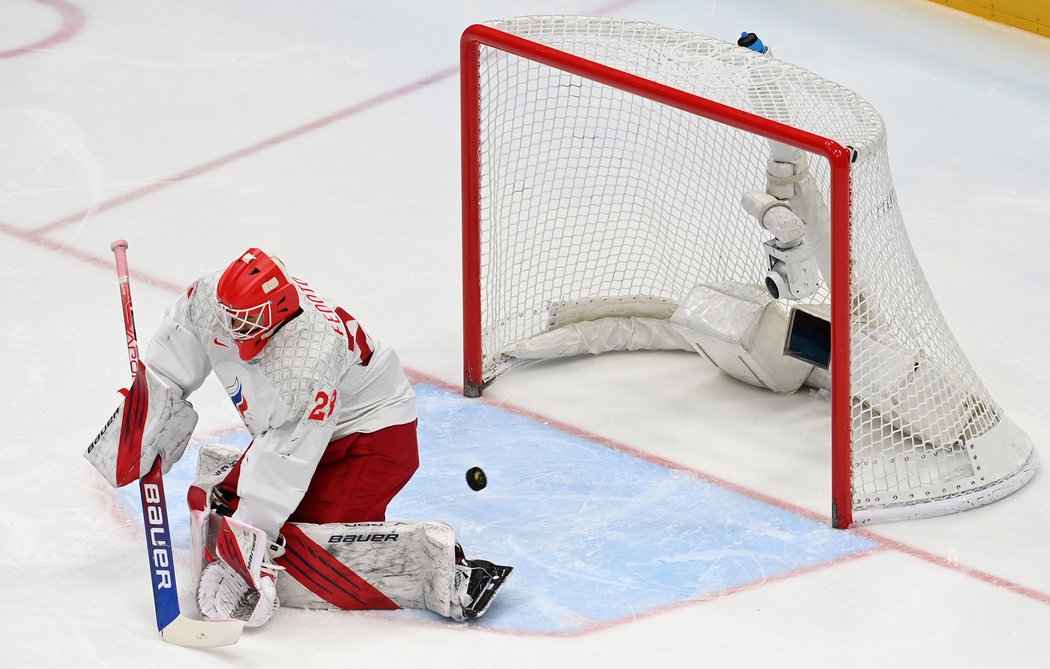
[460,17,1035,527]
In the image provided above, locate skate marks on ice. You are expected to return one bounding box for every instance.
[116,383,876,635]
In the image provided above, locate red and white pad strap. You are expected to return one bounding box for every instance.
[214,516,273,590]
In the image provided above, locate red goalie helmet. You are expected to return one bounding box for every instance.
[215,248,301,360]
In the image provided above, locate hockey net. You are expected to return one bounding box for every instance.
[460,16,1035,527]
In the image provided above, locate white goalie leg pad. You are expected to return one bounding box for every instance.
[188,444,244,584]
[188,444,257,594]
[670,282,814,393]
[275,520,459,617]
[189,450,468,619]
[84,362,198,487]
[189,508,211,589]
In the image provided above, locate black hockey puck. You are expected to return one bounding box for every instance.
[466,466,487,491]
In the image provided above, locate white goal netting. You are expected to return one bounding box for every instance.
[463,16,1035,525]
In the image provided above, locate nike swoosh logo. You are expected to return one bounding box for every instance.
[213,338,230,348]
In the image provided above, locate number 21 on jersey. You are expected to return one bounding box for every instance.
[309,389,338,422]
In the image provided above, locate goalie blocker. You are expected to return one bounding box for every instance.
[85,361,198,488]
[190,444,511,622]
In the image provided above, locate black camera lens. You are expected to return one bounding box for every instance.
[765,275,780,299]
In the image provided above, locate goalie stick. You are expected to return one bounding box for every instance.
[111,240,244,648]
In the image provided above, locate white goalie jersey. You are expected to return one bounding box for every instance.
[144,271,417,537]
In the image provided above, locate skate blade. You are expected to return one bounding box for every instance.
[468,565,513,620]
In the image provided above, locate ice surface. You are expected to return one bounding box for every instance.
[3,1,1049,667]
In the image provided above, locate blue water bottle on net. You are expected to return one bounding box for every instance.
[737,31,768,54]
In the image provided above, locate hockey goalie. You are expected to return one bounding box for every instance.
[85,248,512,626]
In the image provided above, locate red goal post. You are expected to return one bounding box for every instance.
[459,17,1035,528]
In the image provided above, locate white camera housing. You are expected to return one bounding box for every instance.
[763,239,820,300]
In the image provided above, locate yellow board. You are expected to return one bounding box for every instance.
[928,0,1048,37]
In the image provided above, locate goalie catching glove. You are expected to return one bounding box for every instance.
[198,515,283,627]
[84,361,198,487]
